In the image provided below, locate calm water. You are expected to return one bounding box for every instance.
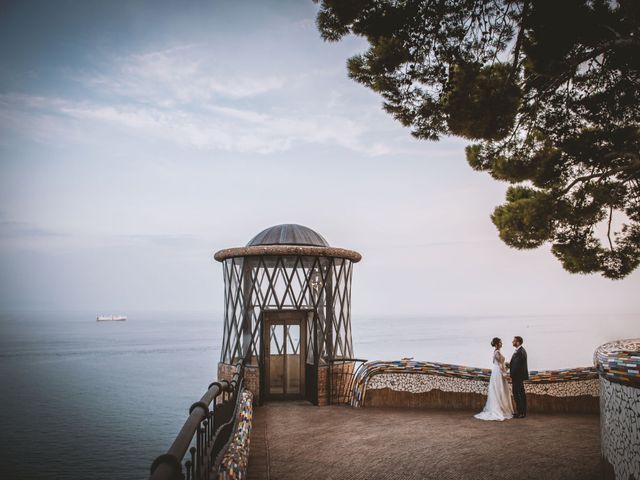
[0,310,636,479]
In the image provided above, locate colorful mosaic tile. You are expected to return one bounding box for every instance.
[600,377,640,480]
[594,338,640,388]
[365,373,599,400]
[351,359,598,408]
[218,389,253,480]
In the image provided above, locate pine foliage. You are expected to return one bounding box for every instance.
[316,0,640,279]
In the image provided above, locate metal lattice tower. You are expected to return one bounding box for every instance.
[214,224,361,367]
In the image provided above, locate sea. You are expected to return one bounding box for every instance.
[0,310,636,480]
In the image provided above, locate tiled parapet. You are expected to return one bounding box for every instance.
[218,389,253,480]
[594,338,640,388]
[351,359,599,410]
[594,339,640,480]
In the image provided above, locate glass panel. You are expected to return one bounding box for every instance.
[269,325,284,394]
[286,325,300,394]
[306,312,315,364]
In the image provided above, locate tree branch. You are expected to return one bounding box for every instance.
[510,0,528,78]
[560,165,629,195]
[523,37,640,100]
[607,205,614,251]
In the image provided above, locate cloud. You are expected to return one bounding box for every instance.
[0,218,210,255]
[0,220,64,239]
[0,95,391,156]
[0,219,69,251]
[122,233,207,249]
[81,44,288,104]
[0,44,407,156]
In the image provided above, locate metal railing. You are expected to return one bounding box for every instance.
[149,361,246,480]
[328,358,367,405]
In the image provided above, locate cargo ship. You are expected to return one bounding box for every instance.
[96,315,127,322]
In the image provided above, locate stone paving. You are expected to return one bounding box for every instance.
[247,402,601,480]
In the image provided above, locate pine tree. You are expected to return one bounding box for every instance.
[316,0,640,279]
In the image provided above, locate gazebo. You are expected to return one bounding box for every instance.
[214,224,361,405]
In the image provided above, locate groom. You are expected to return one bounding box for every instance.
[507,336,529,418]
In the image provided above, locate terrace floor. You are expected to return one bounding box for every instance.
[247,401,601,480]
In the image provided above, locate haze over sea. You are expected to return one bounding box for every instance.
[0,310,636,480]
[1,1,639,479]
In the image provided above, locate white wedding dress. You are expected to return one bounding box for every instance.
[474,349,514,421]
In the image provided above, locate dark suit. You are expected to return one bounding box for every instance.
[509,346,529,416]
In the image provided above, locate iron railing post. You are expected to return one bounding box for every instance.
[149,357,249,480]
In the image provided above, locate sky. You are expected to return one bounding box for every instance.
[0,0,638,319]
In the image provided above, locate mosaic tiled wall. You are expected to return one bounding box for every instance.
[351,359,599,409]
[219,363,260,401]
[218,389,253,480]
[594,338,640,387]
[594,339,640,480]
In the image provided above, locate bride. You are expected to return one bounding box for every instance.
[474,337,515,421]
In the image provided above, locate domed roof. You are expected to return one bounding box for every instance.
[247,224,329,247]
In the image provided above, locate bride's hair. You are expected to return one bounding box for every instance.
[491,337,501,348]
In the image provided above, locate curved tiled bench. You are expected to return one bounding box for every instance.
[351,359,599,413]
[218,389,253,480]
[594,339,640,480]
